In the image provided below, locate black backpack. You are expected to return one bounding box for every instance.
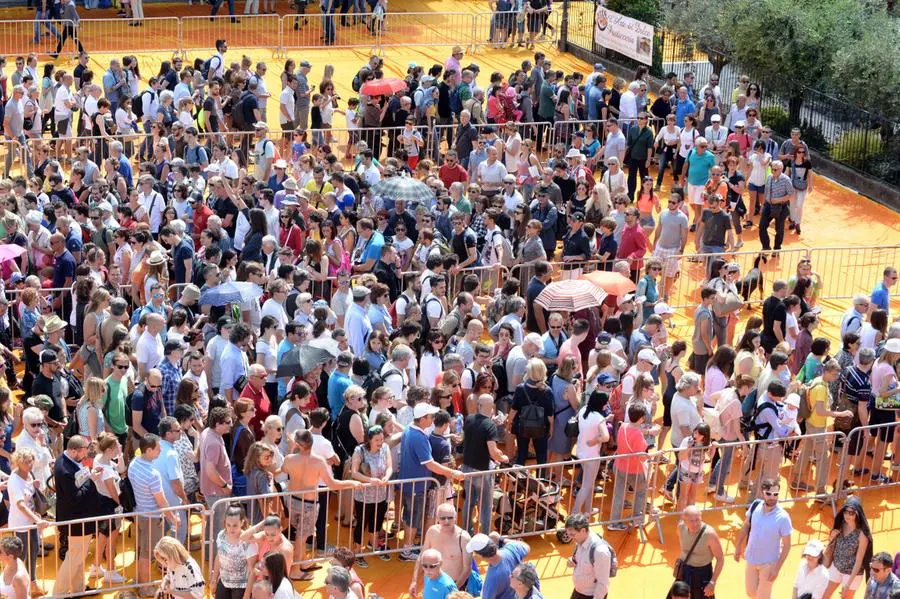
[131,90,152,119]
[517,385,546,439]
[420,296,444,337]
[492,354,510,401]
[230,92,252,130]
[119,477,137,513]
[743,398,778,439]
[555,207,569,241]
[200,55,220,80]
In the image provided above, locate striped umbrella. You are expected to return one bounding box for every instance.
[371,174,435,204]
[535,280,608,313]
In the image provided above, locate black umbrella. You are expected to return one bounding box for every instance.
[276,344,334,378]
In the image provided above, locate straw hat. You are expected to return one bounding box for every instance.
[41,314,67,334]
[147,251,167,266]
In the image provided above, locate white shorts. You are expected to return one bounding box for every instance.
[827,564,863,590]
[687,183,705,205]
[652,245,681,277]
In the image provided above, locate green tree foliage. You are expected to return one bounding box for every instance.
[664,0,735,74]
[606,0,662,26]
[831,15,900,122]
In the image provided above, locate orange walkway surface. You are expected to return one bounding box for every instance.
[1,2,899,598]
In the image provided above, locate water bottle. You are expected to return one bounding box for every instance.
[455,413,464,434]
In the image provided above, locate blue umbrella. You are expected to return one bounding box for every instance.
[198,281,260,307]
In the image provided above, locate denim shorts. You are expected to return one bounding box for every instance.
[401,491,426,528]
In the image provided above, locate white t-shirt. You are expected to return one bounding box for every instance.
[785,312,799,349]
[136,330,164,371]
[793,562,829,599]
[279,87,295,125]
[424,293,445,322]
[575,408,606,459]
[254,139,276,180]
[482,225,505,266]
[419,353,442,389]
[261,299,289,332]
[53,85,74,120]
[748,152,771,186]
[381,361,409,403]
[477,160,508,189]
[670,392,701,448]
[278,401,307,455]
[138,190,165,233]
[256,338,277,383]
[399,129,424,157]
[7,471,36,528]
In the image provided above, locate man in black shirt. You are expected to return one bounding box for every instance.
[31,349,67,440]
[562,212,592,264]
[760,280,789,354]
[526,260,552,333]
[449,213,479,273]
[373,244,402,303]
[461,394,509,534]
[437,71,455,148]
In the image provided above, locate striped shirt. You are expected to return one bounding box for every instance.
[128,456,163,516]
[841,366,871,405]
[159,358,182,416]
[765,173,793,203]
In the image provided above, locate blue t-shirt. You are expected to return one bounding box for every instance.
[361,231,385,265]
[686,149,716,186]
[336,188,355,213]
[53,250,77,288]
[173,238,195,284]
[398,426,433,495]
[481,540,529,599]
[423,571,458,599]
[276,339,295,400]
[327,370,352,419]
[743,500,792,565]
[65,231,83,256]
[127,456,163,515]
[428,432,451,485]
[871,281,890,314]
[132,384,164,436]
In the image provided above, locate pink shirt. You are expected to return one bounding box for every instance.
[444,57,461,84]
[557,339,584,378]
[614,424,648,475]
[199,428,231,497]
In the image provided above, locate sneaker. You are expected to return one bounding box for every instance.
[378,552,391,562]
[790,481,811,491]
[356,557,369,569]
[706,486,716,495]
[398,550,419,562]
[734,240,744,249]
[104,570,127,584]
[88,565,105,579]
[606,523,628,531]
[714,494,735,503]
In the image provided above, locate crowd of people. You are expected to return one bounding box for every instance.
[0,29,895,599]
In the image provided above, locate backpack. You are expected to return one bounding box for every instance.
[607,375,630,424]
[577,537,618,578]
[483,230,515,268]
[118,476,137,513]
[200,55,220,80]
[555,206,568,241]
[365,367,404,400]
[745,398,778,440]
[796,380,822,422]
[492,354,510,401]
[230,92,252,130]
[517,385,546,439]
[131,90,151,119]
[420,296,444,337]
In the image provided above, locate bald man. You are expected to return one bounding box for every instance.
[239,363,272,437]
[410,507,469,597]
[132,368,166,440]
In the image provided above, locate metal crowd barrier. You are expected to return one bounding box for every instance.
[205,476,438,561]
[0,11,562,57]
[839,422,900,496]
[1,503,203,599]
[448,264,508,299]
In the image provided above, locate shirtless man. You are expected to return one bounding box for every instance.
[282,429,361,580]
[409,503,472,596]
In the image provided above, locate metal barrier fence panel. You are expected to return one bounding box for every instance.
[808,246,900,303]
[1,138,24,179]
[378,12,478,50]
[0,19,74,57]
[206,476,439,562]
[180,15,281,54]
[448,264,508,300]
[280,13,380,51]
[2,503,203,599]
[78,17,181,54]
[837,422,900,495]
[469,9,561,51]
[646,431,846,540]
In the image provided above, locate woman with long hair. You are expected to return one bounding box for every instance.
[548,355,581,480]
[91,432,126,584]
[256,315,280,404]
[154,536,205,599]
[419,330,445,390]
[822,497,873,599]
[334,386,368,527]
[320,219,348,277]
[734,329,764,379]
[75,377,106,443]
[511,201,533,256]
[78,288,111,377]
[244,442,277,525]
[175,378,202,422]
[242,208,268,263]
[508,359,555,465]
[572,387,612,514]
[349,424,393,567]
[230,398,257,497]
[676,422,713,512]
[704,345,736,408]
[260,551,294,598]
[0,388,19,471]
[790,275,815,318]
[658,340,687,451]
[302,238,330,285]
[210,506,253,599]
[868,341,900,481]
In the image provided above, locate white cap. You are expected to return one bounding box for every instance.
[637,348,660,365]
[413,403,440,419]
[710,114,722,122]
[565,148,584,159]
[654,303,675,315]
[274,159,288,169]
[465,533,492,554]
[734,120,746,128]
[802,539,824,557]
[883,338,900,353]
[785,393,801,408]
[253,121,269,130]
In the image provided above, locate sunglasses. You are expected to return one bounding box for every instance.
[422,563,440,569]
[116,364,129,370]
[763,491,779,497]
[146,384,160,390]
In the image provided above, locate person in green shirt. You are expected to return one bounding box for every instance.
[536,71,557,153]
[104,352,132,448]
[626,112,656,200]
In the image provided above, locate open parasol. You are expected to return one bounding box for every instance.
[535,280,608,312]
[579,270,637,296]
[0,244,27,264]
[198,281,261,307]
[276,344,336,378]
[371,174,435,204]
[360,78,408,96]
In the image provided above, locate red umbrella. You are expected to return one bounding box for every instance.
[360,78,408,96]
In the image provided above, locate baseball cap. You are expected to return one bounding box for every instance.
[637,348,660,365]
[596,332,612,345]
[299,60,311,68]
[413,403,440,419]
[617,292,636,307]
[39,349,59,364]
[802,539,824,557]
[596,372,618,385]
[465,533,494,555]
[27,395,54,410]
[710,114,721,122]
[654,303,675,315]
[785,393,801,408]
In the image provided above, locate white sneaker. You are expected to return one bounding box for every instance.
[104,570,127,584]
[714,494,735,503]
[88,565,105,579]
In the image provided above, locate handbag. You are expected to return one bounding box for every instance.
[822,534,838,568]
[32,486,51,517]
[673,524,706,580]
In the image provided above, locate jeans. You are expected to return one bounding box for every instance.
[789,189,807,225]
[461,465,493,534]
[710,442,736,495]
[572,458,602,514]
[758,202,788,251]
[33,9,59,42]
[515,434,548,466]
[656,149,675,187]
[15,528,38,580]
[54,534,92,595]
[609,469,646,525]
[205,495,228,564]
[322,0,336,44]
[210,0,237,17]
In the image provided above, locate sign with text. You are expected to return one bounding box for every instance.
[593,4,654,65]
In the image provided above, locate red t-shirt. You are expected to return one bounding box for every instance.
[239,382,271,439]
[439,163,469,189]
[615,423,649,475]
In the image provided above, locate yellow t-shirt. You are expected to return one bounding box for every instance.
[806,380,829,429]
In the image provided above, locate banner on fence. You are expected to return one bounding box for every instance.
[593,5,654,65]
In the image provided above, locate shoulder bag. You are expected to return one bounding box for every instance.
[673,524,707,580]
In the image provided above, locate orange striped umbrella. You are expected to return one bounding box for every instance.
[535,280,608,312]
[579,270,636,295]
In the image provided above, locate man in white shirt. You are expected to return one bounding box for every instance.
[481,208,506,267]
[619,82,640,130]
[501,174,523,217]
[476,145,507,195]
[207,40,228,83]
[136,175,165,235]
[503,121,522,173]
[250,62,271,121]
[53,72,77,153]
[381,344,413,404]
[704,115,728,163]
[253,122,275,182]
[136,313,165,379]
[840,295,869,338]
[140,77,162,132]
[355,149,381,186]
[279,75,297,152]
[210,142,239,182]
